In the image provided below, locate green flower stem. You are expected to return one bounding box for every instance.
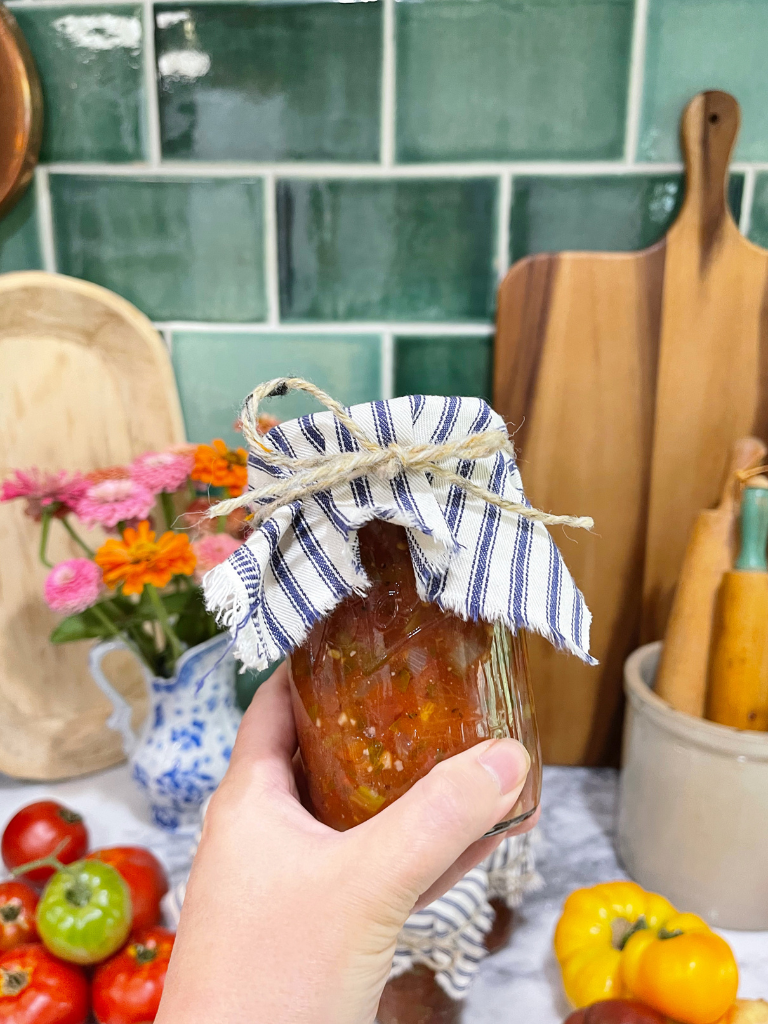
[90,604,121,638]
[60,516,95,557]
[39,512,53,568]
[160,491,176,531]
[145,583,183,667]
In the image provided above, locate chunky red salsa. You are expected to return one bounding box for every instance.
[288,520,540,831]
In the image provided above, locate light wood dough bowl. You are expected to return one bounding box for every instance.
[619,642,768,929]
[0,272,186,780]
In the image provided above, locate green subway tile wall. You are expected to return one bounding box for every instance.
[172,332,382,444]
[50,176,266,322]
[396,0,634,162]
[14,5,146,163]
[3,0,768,418]
[277,179,497,321]
[155,2,382,162]
[394,337,494,403]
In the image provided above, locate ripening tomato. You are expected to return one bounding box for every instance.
[0,943,89,1024]
[2,803,88,886]
[92,927,175,1024]
[37,861,131,965]
[0,883,38,952]
[563,1002,670,1024]
[86,848,168,932]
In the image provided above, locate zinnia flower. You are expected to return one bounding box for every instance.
[76,478,155,529]
[191,533,241,581]
[44,559,102,613]
[96,520,196,596]
[191,440,248,495]
[131,450,194,494]
[0,469,87,521]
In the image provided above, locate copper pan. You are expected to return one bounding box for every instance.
[0,3,42,217]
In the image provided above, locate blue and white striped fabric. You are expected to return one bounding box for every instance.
[204,395,594,670]
[389,831,542,999]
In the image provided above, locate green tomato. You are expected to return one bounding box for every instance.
[37,859,132,964]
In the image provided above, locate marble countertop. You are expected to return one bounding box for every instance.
[0,765,765,1022]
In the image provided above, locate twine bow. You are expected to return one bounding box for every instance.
[207,378,594,532]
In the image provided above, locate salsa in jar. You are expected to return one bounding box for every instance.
[288,520,541,831]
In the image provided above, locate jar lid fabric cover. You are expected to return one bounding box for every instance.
[204,395,595,671]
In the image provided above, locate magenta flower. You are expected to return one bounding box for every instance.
[131,449,194,495]
[76,478,155,529]
[0,469,88,521]
[44,559,102,613]
[192,533,241,581]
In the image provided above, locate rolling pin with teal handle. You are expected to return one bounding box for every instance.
[707,477,768,729]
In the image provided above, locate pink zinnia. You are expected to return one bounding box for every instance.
[131,450,194,494]
[44,559,102,613]
[0,469,88,521]
[192,533,241,581]
[76,478,154,529]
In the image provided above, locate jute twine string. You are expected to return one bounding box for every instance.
[207,377,594,532]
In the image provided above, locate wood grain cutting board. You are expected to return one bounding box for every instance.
[0,272,186,780]
[494,91,768,765]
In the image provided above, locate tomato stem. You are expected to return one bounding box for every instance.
[11,839,70,879]
[133,943,158,965]
[0,903,21,923]
[0,968,28,996]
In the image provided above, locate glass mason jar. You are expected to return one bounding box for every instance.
[288,520,541,833]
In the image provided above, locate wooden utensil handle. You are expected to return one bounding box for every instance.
[717,436,767,513]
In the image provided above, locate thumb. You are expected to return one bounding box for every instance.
[351,737,531,915]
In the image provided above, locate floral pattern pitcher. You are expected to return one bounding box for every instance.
[89,632,242,831]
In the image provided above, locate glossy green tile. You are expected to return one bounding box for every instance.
[510,173,745,262]
[278,179,497,321]
[746,174,768,250]
[394,336,493,402]
[640,0,768,162]
[14,5,145,163]
[50,176,265,322]
[155,1,382,162]
[396,0,634,162]
[171,332,382,445]
[0,187,43,274]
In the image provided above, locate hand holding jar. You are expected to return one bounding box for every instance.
[156,663,535,1024]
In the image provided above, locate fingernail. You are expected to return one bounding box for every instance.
[478,740,531,795]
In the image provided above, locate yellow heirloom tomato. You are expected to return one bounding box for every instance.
[554,881,676,1007]
[621,911,738,1024]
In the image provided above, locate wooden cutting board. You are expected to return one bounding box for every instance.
[0,272,186,779]
[494,90,768,765]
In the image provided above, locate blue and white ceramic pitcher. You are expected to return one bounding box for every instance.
[89,633,242,832]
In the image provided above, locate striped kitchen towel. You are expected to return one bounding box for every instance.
[204,394,594,670]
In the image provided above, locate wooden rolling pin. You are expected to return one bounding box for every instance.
[655,437,766,716]
[707,477,768,730]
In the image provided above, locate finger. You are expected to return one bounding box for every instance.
[414,834,505,911]
[352,737,531,914]
[228,662,298,791]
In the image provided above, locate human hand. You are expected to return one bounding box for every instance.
[156,662,536,1024]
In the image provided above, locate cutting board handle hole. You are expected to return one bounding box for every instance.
[708,112,720,124]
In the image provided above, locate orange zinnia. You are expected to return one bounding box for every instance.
[95,520,196,595]
[191,439,248,495]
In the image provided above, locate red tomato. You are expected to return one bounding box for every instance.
[1,803,88,886]
[0,943,88,1023]
[86,849,168,932]
[0,884,37,952]
[92,927,174,1024]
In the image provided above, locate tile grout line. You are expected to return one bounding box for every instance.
[380,0,396,167]
[142,0,162,167]
[34,167,57,273]
[496,173,512,283]
[380,332,395,400]
[623,0,650,164]
[263,173,281,327]
[739,166,757,236]
[161,329,173,354]
[152,321,496,336]
[41,160,693,179]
